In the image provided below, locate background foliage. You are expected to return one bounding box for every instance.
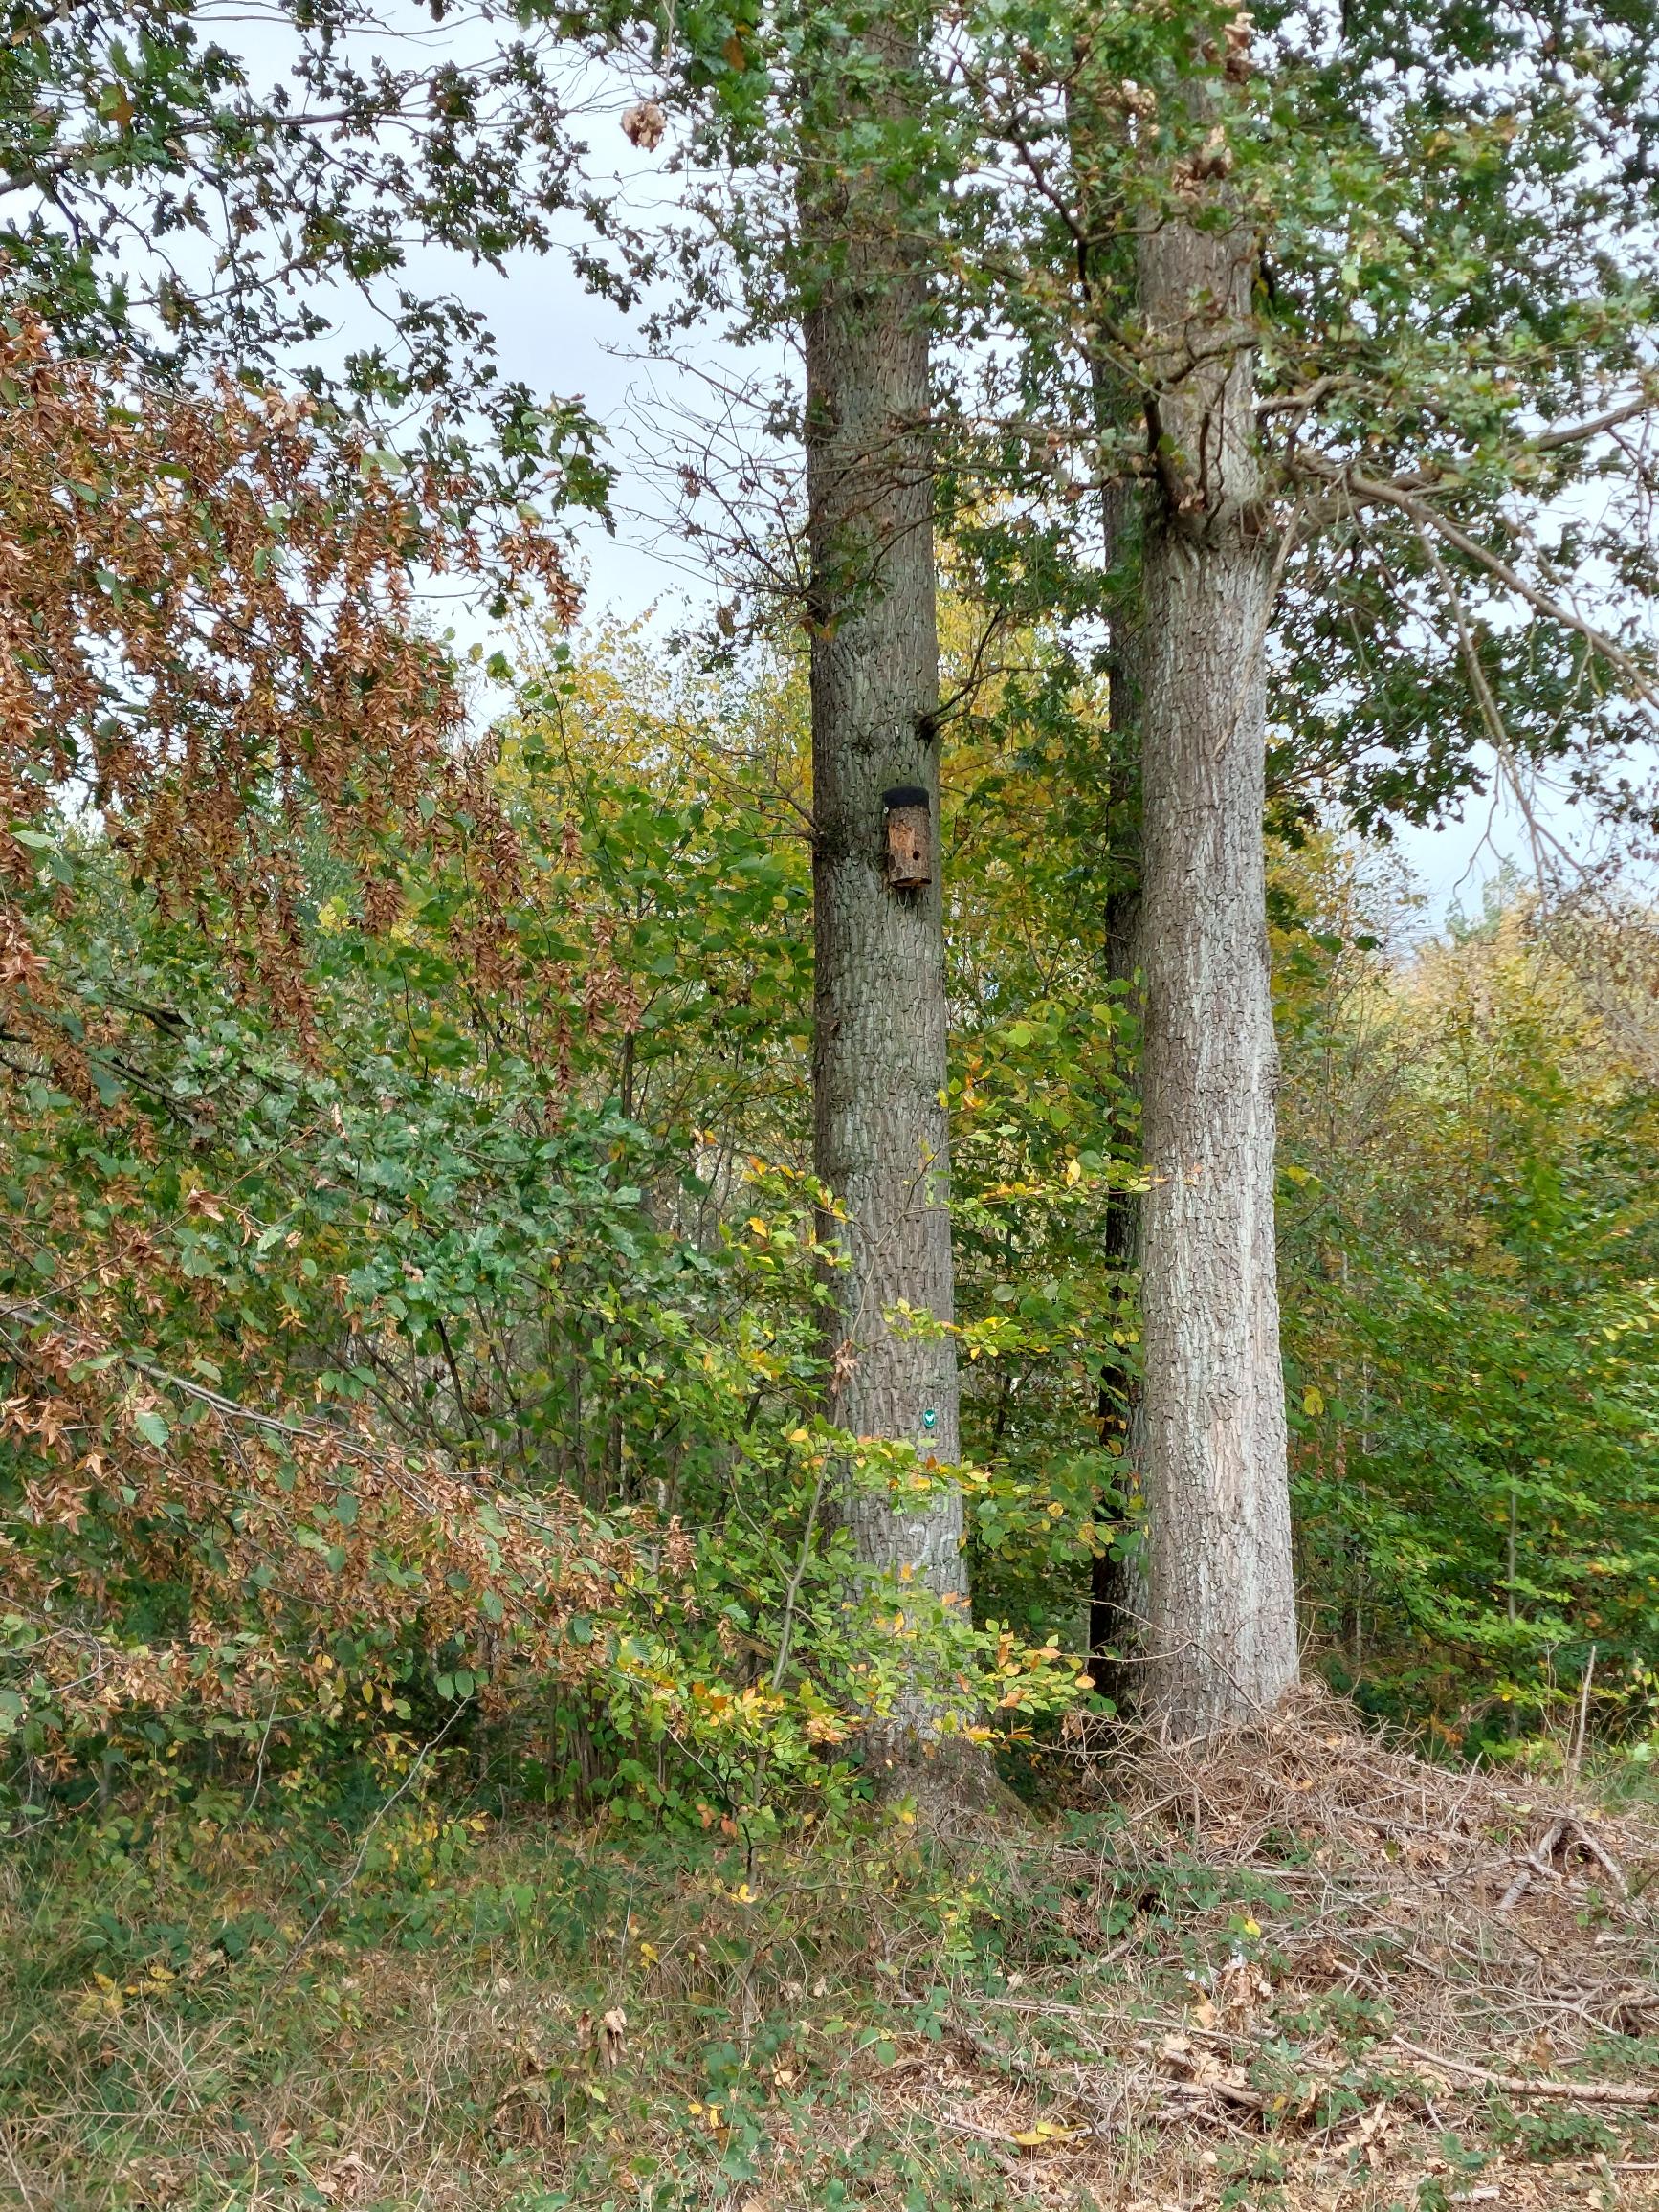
[8,610,1656,1834]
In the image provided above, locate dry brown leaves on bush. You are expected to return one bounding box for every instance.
[0,306,575,1058]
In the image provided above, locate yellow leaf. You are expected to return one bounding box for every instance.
[1302,1385,1324,1417]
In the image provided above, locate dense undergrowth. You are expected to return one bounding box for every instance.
[6,1695,1658,2212]
[7,637,1659,2212]
[7,635,1659,1828]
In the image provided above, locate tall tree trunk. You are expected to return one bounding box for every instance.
[1134,125,1299,1735]
[797,11,976,1786]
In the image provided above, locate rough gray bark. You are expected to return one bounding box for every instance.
[797,16,977,1781]
[1134,151,1299,1736]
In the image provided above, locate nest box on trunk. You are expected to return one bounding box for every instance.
[883,785,932,890]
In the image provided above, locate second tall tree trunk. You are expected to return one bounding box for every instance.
[1134,133,1299,1736]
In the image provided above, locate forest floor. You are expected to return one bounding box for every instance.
[4,1689,1658,2212]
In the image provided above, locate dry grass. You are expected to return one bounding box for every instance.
[3,1690,1657,2211]
[883,1685,1659,2207]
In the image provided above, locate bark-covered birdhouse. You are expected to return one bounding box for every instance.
[883,785,932,890]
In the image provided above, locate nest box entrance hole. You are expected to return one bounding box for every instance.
[883,785,932,890]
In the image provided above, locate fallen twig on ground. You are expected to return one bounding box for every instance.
[1390,2036,1659,2105]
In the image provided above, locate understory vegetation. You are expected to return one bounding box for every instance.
[8,639,1658,1796]
[7,637,1659,2209]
